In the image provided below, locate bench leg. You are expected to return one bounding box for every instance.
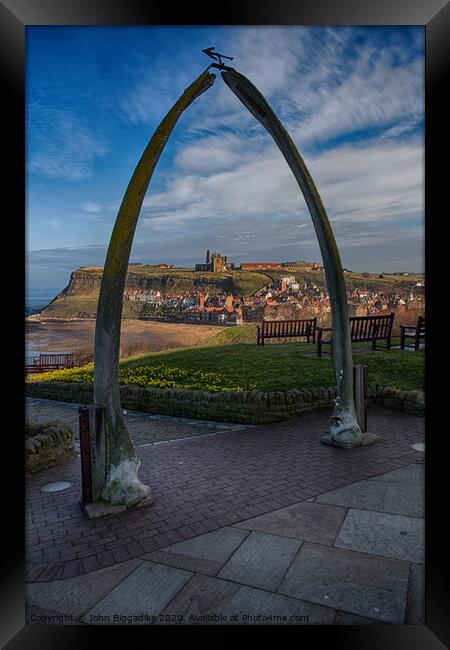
[317,341,322,357]
[400,329,405,349]
[386,337,391,351]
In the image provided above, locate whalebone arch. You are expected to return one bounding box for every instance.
[94,64,362,508]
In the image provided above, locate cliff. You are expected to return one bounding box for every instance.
[39,265,272,319]
[38,264,423,321]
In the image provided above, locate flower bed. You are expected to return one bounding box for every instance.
[27,362,256,393]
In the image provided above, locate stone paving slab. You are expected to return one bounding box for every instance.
[335,509,425,564]
[367,463,425,485]
[85,561,193,624]
[316,479,424,517]
[233,501,347,545]
[406,564,425,624]
[278,542,410,623]
[217,531,301,591]
[158,573,335,625]
[26,558,143,616]
[143,527,250,575]
[332,611,384,625]
[25,397,249,448]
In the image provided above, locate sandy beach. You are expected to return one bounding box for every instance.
[25,319,227,357]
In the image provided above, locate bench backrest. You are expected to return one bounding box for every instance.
[25,364,65,374]
[349,313,394,341]
[262,318,316,337]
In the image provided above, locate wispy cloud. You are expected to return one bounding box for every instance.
[27,103,108,180]
[200,27,423,150]
[81,202,102,213]
[46,219,61,228]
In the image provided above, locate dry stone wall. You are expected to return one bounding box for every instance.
[25,381,424,424]
[25,422,77,474]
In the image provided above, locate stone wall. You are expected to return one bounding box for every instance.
[25,381,424,424]
[25,422,77,474]
[367,382,425,416]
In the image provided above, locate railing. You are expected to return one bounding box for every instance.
[25,353,93,375]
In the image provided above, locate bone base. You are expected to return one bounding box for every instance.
[321,431,379,449]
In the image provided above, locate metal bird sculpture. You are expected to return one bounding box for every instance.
[202,47,234,67]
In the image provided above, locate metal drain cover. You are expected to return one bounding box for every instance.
[411,442,425,452]
[40,480,72,493]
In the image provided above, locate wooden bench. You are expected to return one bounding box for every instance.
[257,318,317,346]
[400,316,425,350]
[317,312,395,357]
[25,353,93,375]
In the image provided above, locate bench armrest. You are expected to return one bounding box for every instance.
[317,327,332,332]
[400,324,416,331]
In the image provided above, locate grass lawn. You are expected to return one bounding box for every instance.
[28,323,424,393]
[120,341,424,392]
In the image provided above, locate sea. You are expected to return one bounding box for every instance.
[25,288,66,359]
[25,288,58,317]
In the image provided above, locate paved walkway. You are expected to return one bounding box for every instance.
[26,399,424,621]
[26,397,249,449]
[26,459,424,625]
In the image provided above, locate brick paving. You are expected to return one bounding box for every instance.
[26,405,424,583]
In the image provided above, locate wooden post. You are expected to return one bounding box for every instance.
[353,365,368,433]
[78,406,106,506]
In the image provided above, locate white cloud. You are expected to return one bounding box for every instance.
[81,202,102,213]
[27,103,107,180]
[308,141,424,224]
[290,56,424,146]
[46,219,61,228]
[183,27,423,151]
[143,137,422,219]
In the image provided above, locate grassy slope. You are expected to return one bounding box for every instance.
[28,339,424,392]
[40,294,99,317]
[28,318,424,391]
[119,342,424,392]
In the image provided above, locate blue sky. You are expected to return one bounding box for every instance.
[26,26,424,293]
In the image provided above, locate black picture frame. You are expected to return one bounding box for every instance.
[5,1,448,647]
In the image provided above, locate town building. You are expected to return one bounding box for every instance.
[184,305,242,326]
[240,262,283,270]
[150,263,175,268]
